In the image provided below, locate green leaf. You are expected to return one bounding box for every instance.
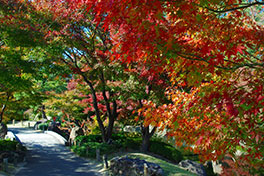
[176,10,183,17]
[196,14,202,22]
[240,103,252,111]
[173,121,179,129]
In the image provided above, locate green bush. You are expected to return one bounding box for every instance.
[122,137,141,150]
[111,132,141,150]
[38,122,49,131]
[176,146,199,161]
[73,133,183,164]
[111,132,127,140]
[73,133,142,158]
[113,131,141,138]
[149,140,183,163]
[0,139,20,151]
[72,141,118,158]
[75,134,102,146]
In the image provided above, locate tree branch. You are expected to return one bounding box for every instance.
[150,126,156,137]
[205,1,264,13]
[178,52,264,70]
[100,71,112,119]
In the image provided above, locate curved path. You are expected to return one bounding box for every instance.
[9,127,103,176]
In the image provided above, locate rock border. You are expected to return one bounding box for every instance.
[109,156,164,176]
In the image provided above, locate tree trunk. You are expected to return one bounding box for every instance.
[139,98,156,153]
[41,105,47,119]
[0,123,7,139]
[106,122,114,143]
[105,101,117,143]
[141,132,151,153]
[81,73,107,142]
[66,56,117,143]
[100,72,118,143]
[141,125,156,153]
[0,93,10,123]
[0,104,7,123]
[103,100,118,143]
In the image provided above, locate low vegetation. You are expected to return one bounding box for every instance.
[0,139,24,151]
[72,132,183,163]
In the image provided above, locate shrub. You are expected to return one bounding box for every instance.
[0,140,20,151]
[75,134,102,146]
[112,132,141,150]
[73,133,183,164]
[122,137,141,150]
[38,122,49,131]
[73,133,142,158]
[149,140,183,163]
[112,132,141,139]
[124,132,141,138]
[111,133,127,140]
[72,141,119,158]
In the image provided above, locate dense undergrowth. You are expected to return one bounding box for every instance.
[71,132,219,175]
[0,139,25,151]
[71,132,184,163]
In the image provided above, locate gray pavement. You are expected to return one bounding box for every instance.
[9,127,103,176]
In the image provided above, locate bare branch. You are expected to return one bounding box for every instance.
[205,1,264,13]
[178,52,264,70]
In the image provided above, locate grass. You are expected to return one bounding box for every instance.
[72,134,201,175]
[108,152,197,176]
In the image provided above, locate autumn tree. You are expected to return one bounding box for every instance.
[119,63,170,152]
[63,0,264,173]
[23,0,124,142]
[1,0,263,173]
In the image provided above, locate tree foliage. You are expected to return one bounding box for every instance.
[63,0,263,172]
[0,0,263,173]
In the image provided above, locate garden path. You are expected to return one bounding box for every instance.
[9,127,103,176]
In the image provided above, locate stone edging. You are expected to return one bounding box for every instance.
[1,131,27,176]
[5,131,21,143]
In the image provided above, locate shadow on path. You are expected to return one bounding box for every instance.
[9,128,102,176]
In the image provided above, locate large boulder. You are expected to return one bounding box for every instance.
[0,123,7,139]
[109,156,163,176]
[178,159,206,176]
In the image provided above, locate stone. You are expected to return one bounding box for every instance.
[178,160,206,176]
[103,154,108,169]
[5,131,16,141]
[96,149,100,161]
[0,150,26,164]
[2,158,8,172]
[69,126,83,145]
[0,152,10,161]
[109,156,163,176]
[212,155,236,175]
[123,125,141,133]
[0,123,7,139]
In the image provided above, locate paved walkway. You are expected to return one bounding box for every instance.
[9,127,103,176]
